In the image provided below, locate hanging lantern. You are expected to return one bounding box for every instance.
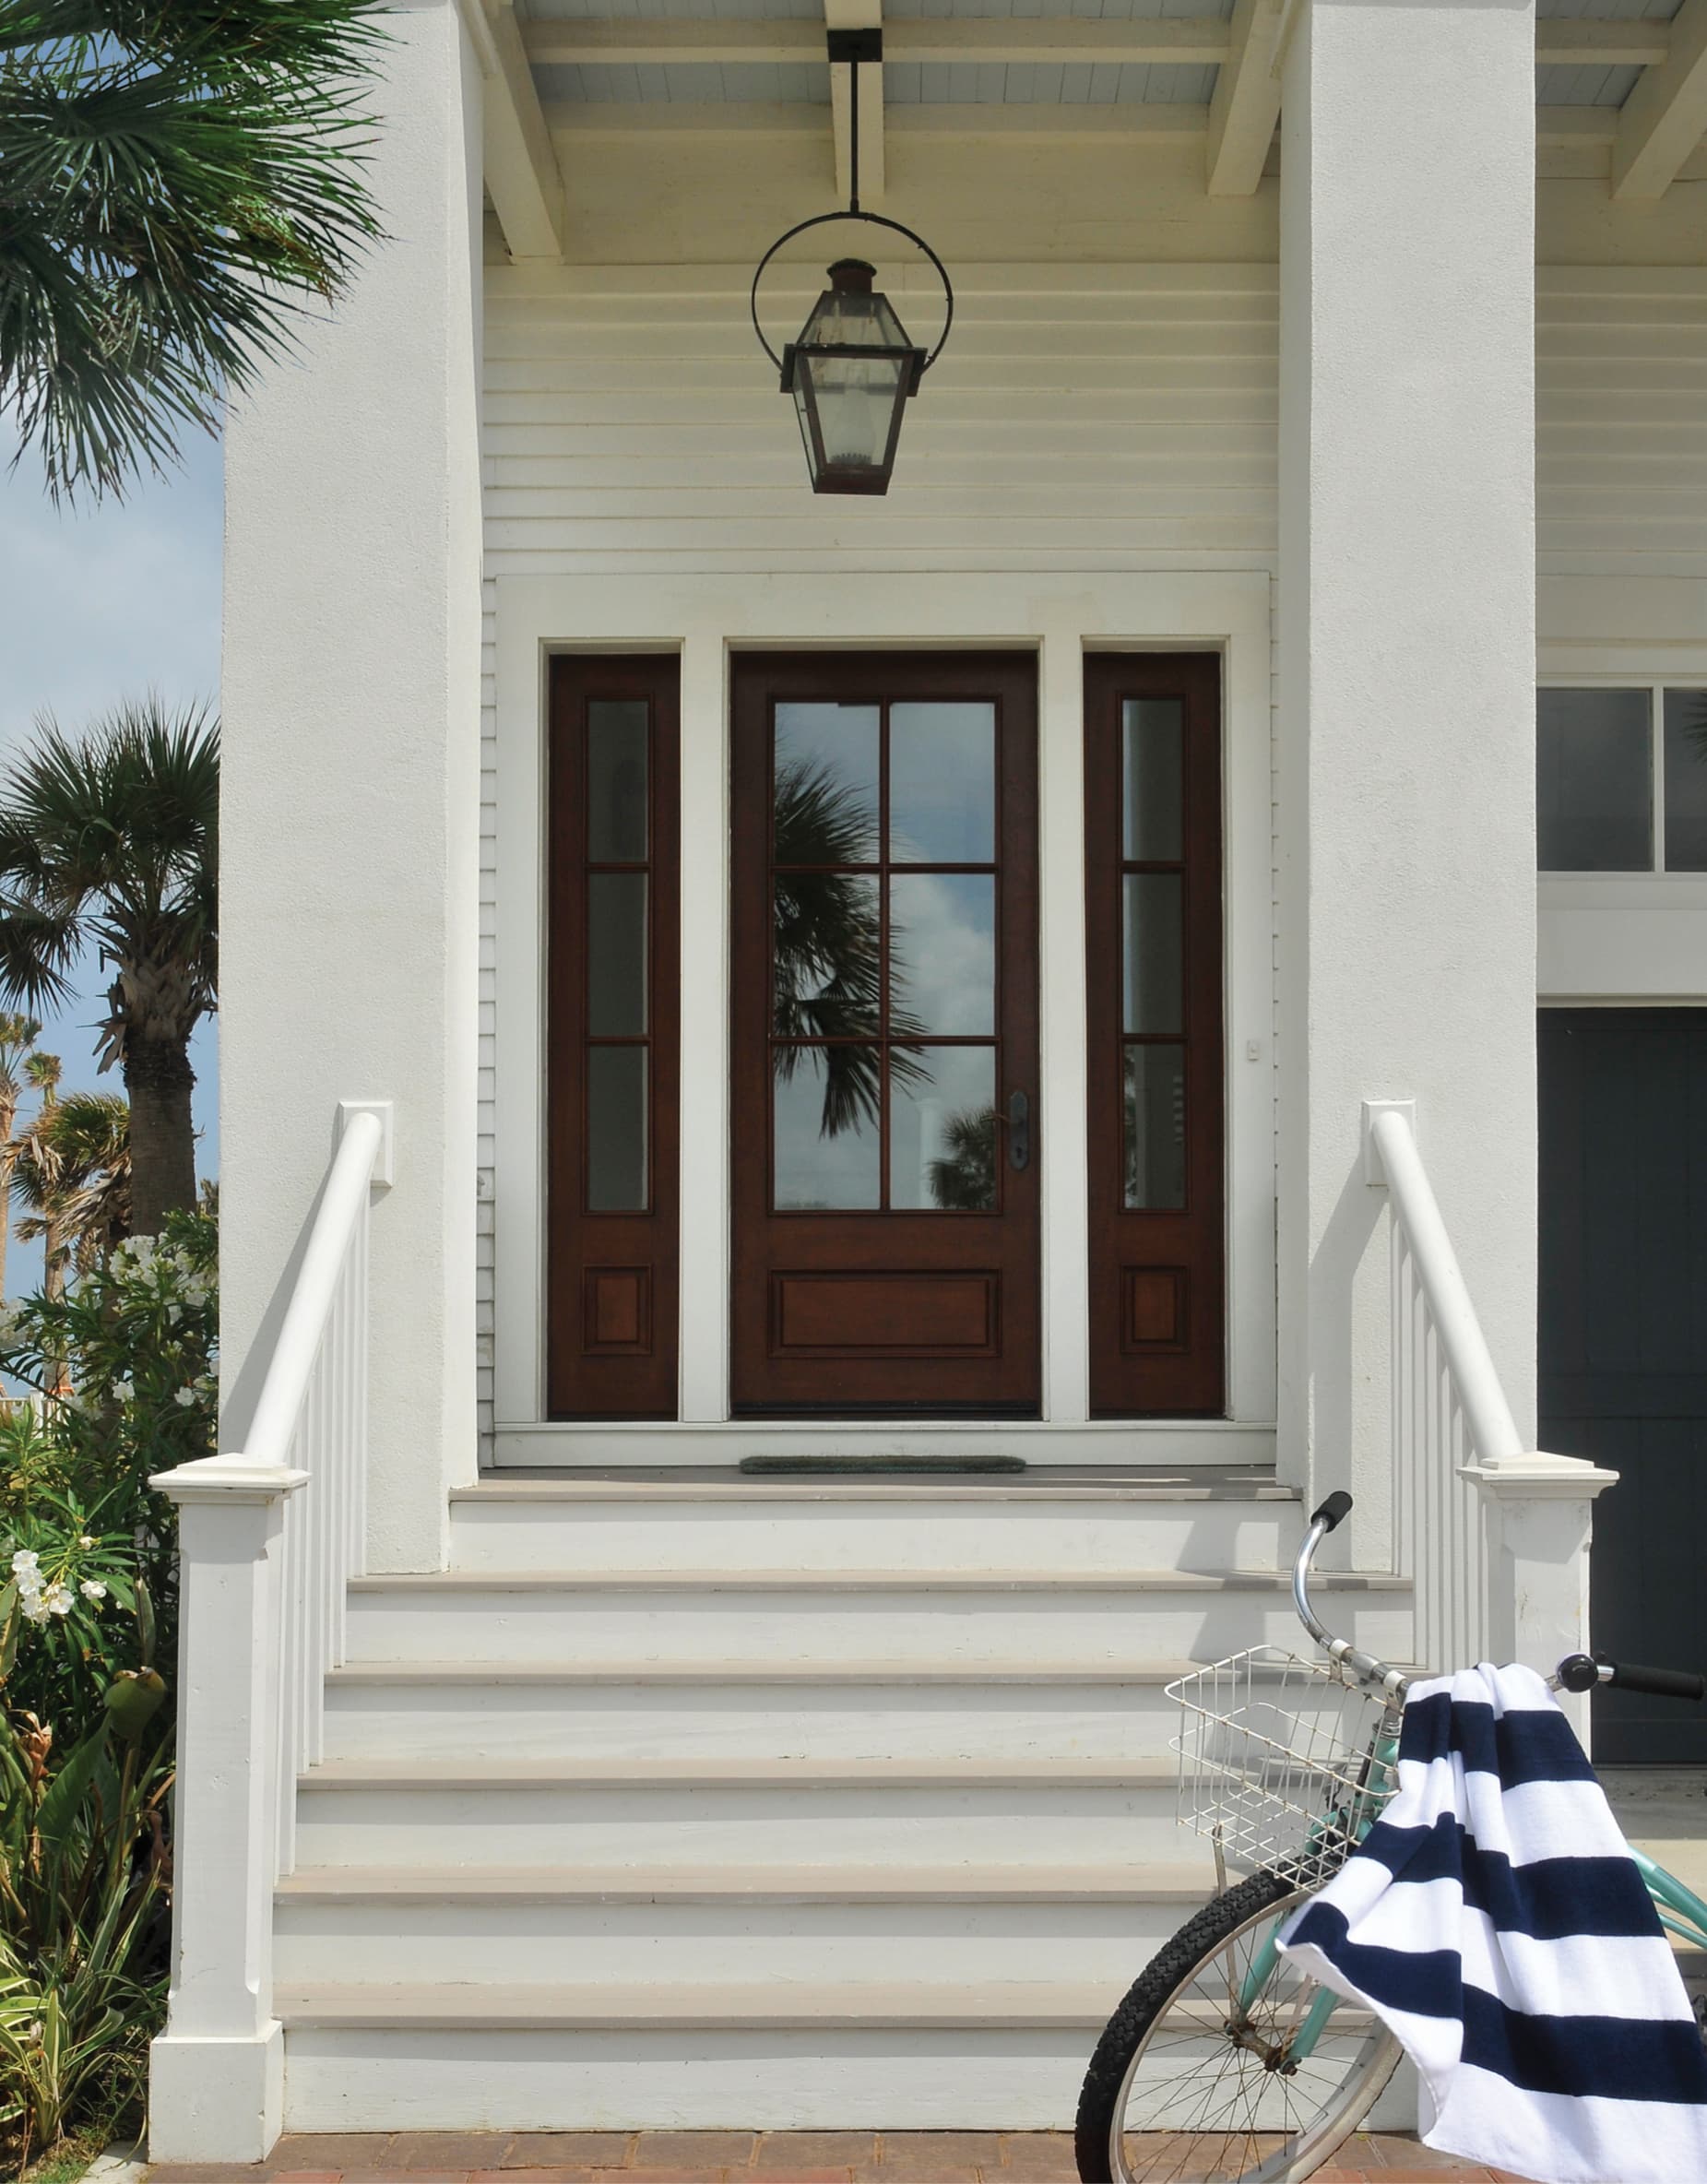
[750,30,954,497]
[781,259,924,495]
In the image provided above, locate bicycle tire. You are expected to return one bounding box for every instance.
[1074,1868,1403,2184]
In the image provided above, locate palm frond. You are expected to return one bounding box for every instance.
[0,0,388,499]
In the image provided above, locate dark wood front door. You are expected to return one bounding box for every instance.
[1540,1007,1707,1763]
[731,652,1041,1414]
[1085,653,1226,1415]
[547,655,681,1418]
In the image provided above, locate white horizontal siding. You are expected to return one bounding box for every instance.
[1537,269,1707,568]
[480,262,1281,570]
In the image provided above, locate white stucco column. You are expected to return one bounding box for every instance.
[1276,0,1538,1567]
[220,0,483,1571]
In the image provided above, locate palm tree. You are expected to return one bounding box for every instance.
[14,1087,132,1285]
[772,760,927,1137]
[1,0,387,501]
[0,1010,41,1301]
[0,701,216,1233]
[927,1106,1000,1212]
[13,1051,65,1300]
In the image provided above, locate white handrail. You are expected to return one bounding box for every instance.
[242,1108,384,1472]
[1369,1105,1525,1466]
[150,1105,387,2158]
[1366,1100,1618,1681]
[1368,1102,1508,1673]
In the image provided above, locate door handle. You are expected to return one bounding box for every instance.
[1007,1089,1031,1172]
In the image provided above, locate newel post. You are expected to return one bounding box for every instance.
[148,1459,306,2162]
[1462,1456,1619,1745]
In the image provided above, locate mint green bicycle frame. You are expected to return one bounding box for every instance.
[1235,1727,1707,2064]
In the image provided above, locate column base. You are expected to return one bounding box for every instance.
[149,2023,285,2162]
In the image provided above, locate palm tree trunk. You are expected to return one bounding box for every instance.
[124,1035,196,1234]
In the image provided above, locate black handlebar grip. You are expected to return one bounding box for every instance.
[1597,1656,1707,1703]
[1310,1491,1354,1534]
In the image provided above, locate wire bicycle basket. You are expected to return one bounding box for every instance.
[1169,1646,1404,1891]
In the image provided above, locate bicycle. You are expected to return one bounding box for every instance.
[1074,1490,1707,2184]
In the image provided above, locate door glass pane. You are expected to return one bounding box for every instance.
[587,873,647,1036]
[889,873,995,1035]
[587,1046,647,1211]
[889,703,996,862]
[773,873,881,1039]
[1537,688,1652,871]
[1123,698,1184,861]
[890,1046,998,1211]
[775,704,881,864]
[1123,873,1184,1035]
[1124,1044,1186,1210]
[773,1046,881,1209]
[1664,691,1707,872]
[587,701,649,861]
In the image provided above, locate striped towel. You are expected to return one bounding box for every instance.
[1278,1662,1707,2184]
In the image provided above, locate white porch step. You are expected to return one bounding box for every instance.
[279,1466,1341,2131]
[320,1658,1198,1763]
[447,1471,1301,1574]
[272,1860,1215,1985]
[294,1753,1192,1867]
[345,1567,1411,1666]
[279,1980,1118,2130]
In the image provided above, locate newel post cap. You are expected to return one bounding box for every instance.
[151,1456,310,1507]
[1458,1453,1620,1502]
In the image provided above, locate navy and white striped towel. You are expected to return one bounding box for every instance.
[1277,1662,1707,2184]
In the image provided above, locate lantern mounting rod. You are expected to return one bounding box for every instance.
[748,31,954,386]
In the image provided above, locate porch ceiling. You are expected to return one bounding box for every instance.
[462,0,1707,261]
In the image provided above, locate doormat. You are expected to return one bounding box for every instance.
[739,1454,1027,1475]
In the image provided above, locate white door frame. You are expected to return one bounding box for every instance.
[491,567,1276,1464]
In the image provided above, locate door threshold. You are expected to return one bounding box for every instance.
[492,1418,1277,1469]
[740,1453,1027,1477]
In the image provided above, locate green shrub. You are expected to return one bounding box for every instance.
[0,1208,214,2161]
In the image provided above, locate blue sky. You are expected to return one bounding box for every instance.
[0,424,222,1295]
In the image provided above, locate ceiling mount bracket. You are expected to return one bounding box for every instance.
[826,27,883,65]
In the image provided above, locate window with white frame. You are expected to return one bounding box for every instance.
[1538,686,1707,874]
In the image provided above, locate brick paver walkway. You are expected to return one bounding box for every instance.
[146,2131,1533,2184]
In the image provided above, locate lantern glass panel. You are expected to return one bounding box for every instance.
[794,351,908,476]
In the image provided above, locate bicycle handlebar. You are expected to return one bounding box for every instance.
[1293,1493,1706,1705]
[1555,1653,1707,1703]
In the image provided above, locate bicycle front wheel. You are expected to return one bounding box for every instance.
[1074,1868,1403,2184]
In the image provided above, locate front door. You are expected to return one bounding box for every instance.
[1540,1006,1707,1763]
[730,652,1041,1414]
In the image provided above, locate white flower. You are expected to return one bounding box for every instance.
[167,1306,182,1327]
[77,1535,94,1549]
[113,1380,134,1403]
[172,1386,196,1408]
[78,1580,106,1605]
[42,1584,72,1619]
[19,1594,51,1626]
[10,1549,38,1576]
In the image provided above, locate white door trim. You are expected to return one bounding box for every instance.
[492,567,1276,1460]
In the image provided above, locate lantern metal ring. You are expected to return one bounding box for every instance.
[749,209,954,384]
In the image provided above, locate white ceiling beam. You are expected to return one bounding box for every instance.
[1206,0,1286,197]
[522,18,1233,67]
[1612,0,1707,199]
[547,101,1211,140]
[1537,20,1670,68]
[460,0,564,259]
[826,2,883,210]
[1538,107,1618,147]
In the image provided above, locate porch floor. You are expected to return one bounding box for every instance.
[145,2131,1528,2184]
